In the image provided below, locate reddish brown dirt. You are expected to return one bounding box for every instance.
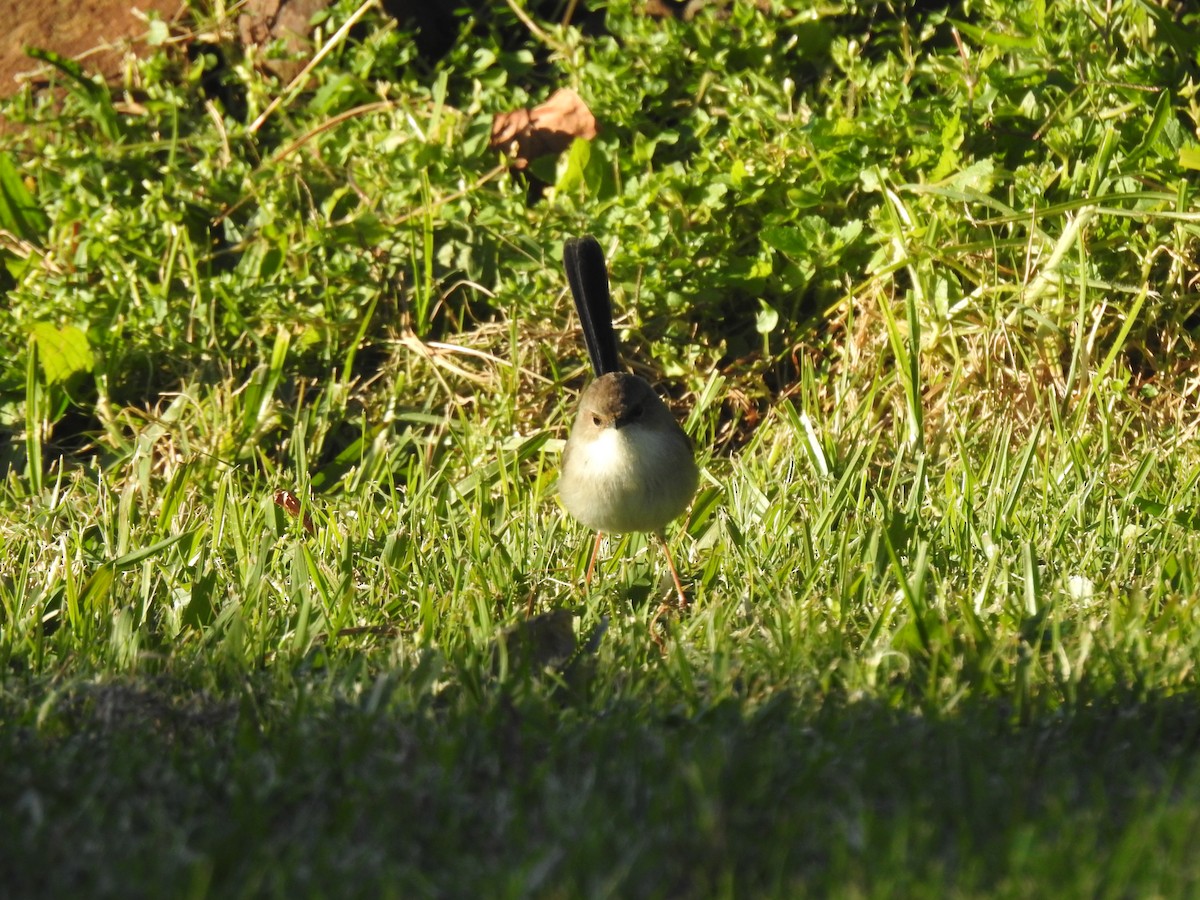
[0,0,462,102]
[0,0,188,95]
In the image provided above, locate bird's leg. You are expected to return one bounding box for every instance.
[658,532,688,609]
[584,532,605,586]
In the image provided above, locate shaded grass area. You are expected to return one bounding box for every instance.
[4,673,1200,898]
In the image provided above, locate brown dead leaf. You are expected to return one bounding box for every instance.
[489,88,598,169]
[273,489,314,534]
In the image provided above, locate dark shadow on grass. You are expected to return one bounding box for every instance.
[2,669,1200,897]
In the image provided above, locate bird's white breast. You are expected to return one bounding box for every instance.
[559,423,697,534]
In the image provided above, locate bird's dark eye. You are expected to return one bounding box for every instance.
[629,404,643,418]
[592,414,603,427]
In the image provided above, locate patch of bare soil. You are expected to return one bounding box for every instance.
[0,0,187,95]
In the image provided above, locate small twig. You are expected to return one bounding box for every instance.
[0,229,49,266]
[204,100,232,167]
[398,334,497,386]
[271,100,396,163]
[950,26,975,105]
[503,0,561,50]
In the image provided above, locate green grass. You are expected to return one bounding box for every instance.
[3,0,1200,895]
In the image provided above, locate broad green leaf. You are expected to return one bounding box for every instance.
[0,151,50,243]
[1126,89,1172,164]
[755,300,780,334]
[930,111,964,182]
[761,224,813,258]
[146,18,170,46]
[556,138,591,195]
[30,322,93,388]
[111,530,200,570]
[950,19,1036,50]
[79,563,116,610]
[943,159,995,192]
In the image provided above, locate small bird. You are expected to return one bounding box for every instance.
[558,235,699,608]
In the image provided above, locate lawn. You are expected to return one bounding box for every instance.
[3,0,1200,895]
